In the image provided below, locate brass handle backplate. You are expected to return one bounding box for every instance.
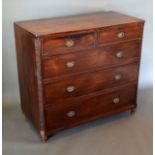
[113,97,120,104]
[116,51,123,58]
[66,61,75,68]
[114,74,122,81]
[67,111,76,117]
[117,32,125,38]
[66,85,75,93]
[65,40,75,47]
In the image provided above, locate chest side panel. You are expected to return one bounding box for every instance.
[14,24,41,130]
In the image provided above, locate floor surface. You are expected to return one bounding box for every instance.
[3,87,153,155]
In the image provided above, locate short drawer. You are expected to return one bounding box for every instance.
[45,85,136,131]
[44,63,139,103]
[43,32,95,56]
[43,40,141,78]
[98,23,143,45]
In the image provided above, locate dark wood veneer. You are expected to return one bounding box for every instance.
[14,11,144,142]
[14,25,41,130]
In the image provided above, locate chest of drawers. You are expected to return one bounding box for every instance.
[14,11,144,142]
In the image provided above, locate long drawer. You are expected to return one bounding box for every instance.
[45,84,137,132]
[44,63,139,103]
[43,40,141,79]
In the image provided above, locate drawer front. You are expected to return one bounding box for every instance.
[44,63,139,103]
[98,23,143,45]
[43,40,141,78]
[45,85,136,131]
[43,32,95,56]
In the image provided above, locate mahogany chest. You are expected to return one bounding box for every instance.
[14,11,144,142]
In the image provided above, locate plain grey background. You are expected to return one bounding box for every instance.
[2,0,153,103]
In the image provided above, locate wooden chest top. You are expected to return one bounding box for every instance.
[15,11,144,36]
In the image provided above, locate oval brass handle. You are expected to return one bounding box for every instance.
[116,51,123,58]
[117,32,125,38]
[67,111,76,117]
[66,61,75,68]
[113,97,120,104]
[66,86,75,93]
[65,40,75,47]
[114,74,122,81]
